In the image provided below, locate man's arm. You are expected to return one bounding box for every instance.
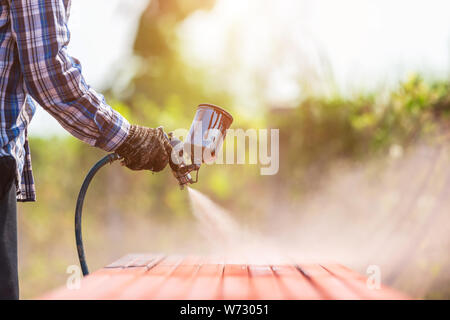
[8,0,129,151]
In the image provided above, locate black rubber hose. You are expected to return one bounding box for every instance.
[75,153,121,276]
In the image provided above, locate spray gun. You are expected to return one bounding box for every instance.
[164,104,233,189]
[75,104,233,275]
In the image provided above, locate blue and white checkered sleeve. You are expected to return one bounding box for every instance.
[8,0,130,151]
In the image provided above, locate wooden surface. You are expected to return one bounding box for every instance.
[41,254,409,300]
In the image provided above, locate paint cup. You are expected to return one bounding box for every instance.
[184,104,233,164]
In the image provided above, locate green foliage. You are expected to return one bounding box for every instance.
[270,75,450,191]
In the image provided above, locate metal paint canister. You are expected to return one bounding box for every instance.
[184,104,233,164]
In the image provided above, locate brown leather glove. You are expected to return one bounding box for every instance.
[115,125,172,172]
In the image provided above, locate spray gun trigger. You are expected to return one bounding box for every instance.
[191,167,199,183]
[163,130,201,188]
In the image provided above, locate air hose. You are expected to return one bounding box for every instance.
[75,153,121,276]
[74,149,198,276]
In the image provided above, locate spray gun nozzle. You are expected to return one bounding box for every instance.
[164,132,201,189]
[171,164,200,190]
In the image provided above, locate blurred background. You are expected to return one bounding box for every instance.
[19,0,450,299]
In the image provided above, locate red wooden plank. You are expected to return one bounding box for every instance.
[114,256,184,299]
[149,256,203,299]
[40,254,410,300]
[41,267,144,300]
[104,254,152,268]
[81,268,148,299]
[271,265,324,299]
[186,264,224,299]
[221,264,256,299]
[104,254,136,268]
[248,265,284,299]
[296,264,361,299]
[87,256,167,299]
[41,272,113,300]
[126,254,164,268]
[157,255,185,266]
[52,255,166,299]
[321,264,409,300]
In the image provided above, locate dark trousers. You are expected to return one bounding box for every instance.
[0,159,19,300]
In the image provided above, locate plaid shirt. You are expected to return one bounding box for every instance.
[0,0,130,202]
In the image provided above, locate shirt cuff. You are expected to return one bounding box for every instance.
[94,108,131,152]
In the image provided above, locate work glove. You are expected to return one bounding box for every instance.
[115,125,172,172]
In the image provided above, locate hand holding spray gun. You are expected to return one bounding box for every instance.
[116,104,233,188]
[115,125,172,172]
